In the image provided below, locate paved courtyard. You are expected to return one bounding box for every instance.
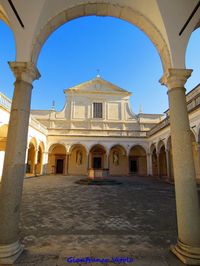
[11,175,194,265]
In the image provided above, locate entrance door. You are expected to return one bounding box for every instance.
[56,159,64,174]
[93,157,102,169]
[130,159,138,173]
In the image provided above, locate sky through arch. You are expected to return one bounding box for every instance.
[0,16,199,114]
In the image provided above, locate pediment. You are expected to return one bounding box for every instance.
[64,77,131,95]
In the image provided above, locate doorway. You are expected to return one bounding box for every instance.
[93,157,102,169]
[56,159,64,174]
[130,159,138,173]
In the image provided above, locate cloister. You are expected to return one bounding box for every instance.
[0,0,200,265]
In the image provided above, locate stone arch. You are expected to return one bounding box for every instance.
[31,2,172,73]
[150,143,157,154]
[158,144,167,178]
[89,144,107,169]
[0,6,16,58]
[150,143,158,177]
[35,141,45,175]
[156,140,167,178]
[26,138,37,175]
[191,128,198,142]
[28,137,37,149]
[157,140,165,153]
[68,144,88,176]
[129,143,148,155]
[48,143,67,174]
[89,143,108,154]
[109,144,128,176]
[109,144,127,155]
[129,145,147,176]
[69,143,88,154]
[0,5,10,26]
[48,142,66,153]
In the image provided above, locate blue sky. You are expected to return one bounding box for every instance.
[0,16,199,114]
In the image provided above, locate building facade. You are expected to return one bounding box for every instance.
[1,77,200,181]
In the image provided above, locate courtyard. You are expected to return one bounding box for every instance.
[10,175,195,265]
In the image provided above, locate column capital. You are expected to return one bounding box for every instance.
[9,62,40,84]
[159,68,192,90]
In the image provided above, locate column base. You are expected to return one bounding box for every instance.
[171,239,200,265]
[0,241,24,264]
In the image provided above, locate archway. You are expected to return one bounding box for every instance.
[157,140,167,178]
[0,5,10,26]
[89,144,107,170]
[68,144,87,176]
[26,140,37,175]
[31,3,171,73]
[150,144,158,177]
[109,145,128,176]
[35,142,45,175]
[48,144,66,174]
[129,145,147,176]
[158,145,167,178]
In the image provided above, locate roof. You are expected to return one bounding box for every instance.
[64,76,131,96]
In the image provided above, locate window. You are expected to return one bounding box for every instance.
[93,102,103,118]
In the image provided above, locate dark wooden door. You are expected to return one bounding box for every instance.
[56,159,64,174]
[130,159,138,173]
[93,157,102,169]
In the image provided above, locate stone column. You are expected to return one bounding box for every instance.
[125,154,129,176]
[88,153,91,169]
[65,154,69,175]
[0,62,40,264]
[147,153,152,176]
[161,68,200,264]
[165,149,171,181]
[104,153,108,169]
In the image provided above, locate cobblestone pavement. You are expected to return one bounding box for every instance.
[11,175,191,265]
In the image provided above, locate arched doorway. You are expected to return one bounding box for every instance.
[35,142,45,175]
[68,144,87,175]
[89,144,107,170]
[129,145,147,176]
[26,138,37,175]
[109,145,128,176]
[150,144,158,177]
[158,145,167,178]
[48,144,66,174]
